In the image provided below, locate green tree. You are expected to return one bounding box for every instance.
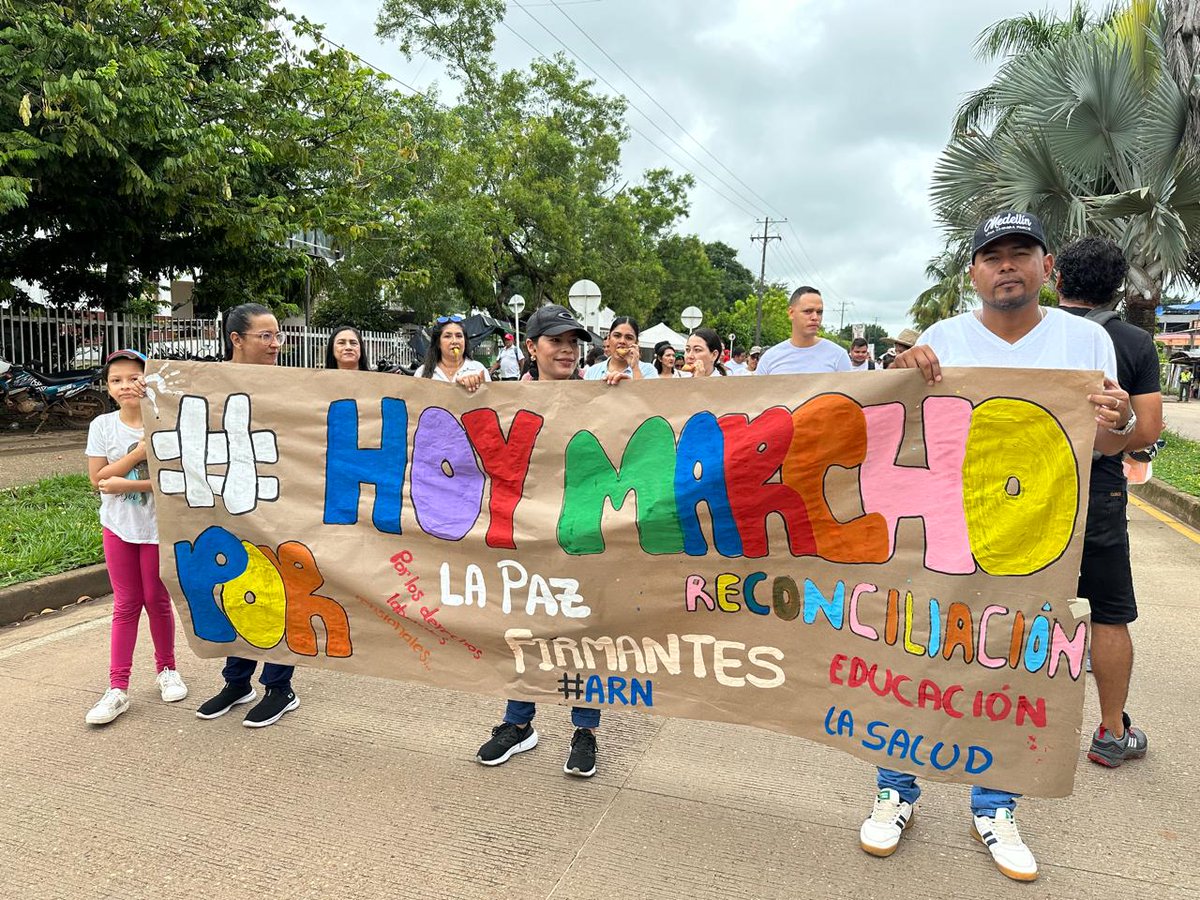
[0,1,413,311]
[909,250,976,329]
[375,0,694,321]
[704,240,756,308]
[709,287,791,349]
[933,9,1200,335]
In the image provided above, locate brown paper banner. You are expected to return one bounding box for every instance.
[145,360,1098,796]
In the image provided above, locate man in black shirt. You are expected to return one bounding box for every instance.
[1056,237,1163,768]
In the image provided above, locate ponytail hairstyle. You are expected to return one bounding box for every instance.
[692,327,727,376]
[222,303,273,361]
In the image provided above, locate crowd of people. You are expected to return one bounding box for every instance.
[81,211,1159,884]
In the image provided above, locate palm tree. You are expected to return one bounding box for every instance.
[910,249,975,330]
[932,13,1200,336]
[954,2,1100,136]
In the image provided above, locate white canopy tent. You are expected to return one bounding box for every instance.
[639,321,687,351]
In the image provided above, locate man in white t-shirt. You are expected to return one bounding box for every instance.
[754,286,852,375]
[725,347,749,375]
[848,338,876,371]
[861,210,1134,884]
[490,333,521,380]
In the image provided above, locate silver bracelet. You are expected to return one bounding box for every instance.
[1108,409,1137,436]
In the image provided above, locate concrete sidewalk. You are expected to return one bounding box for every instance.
[2,503,1197,900]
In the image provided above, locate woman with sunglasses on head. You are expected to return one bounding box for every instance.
[681,328,727,378]
[194,303,300,728]
[584,316,657,384]
[477,303,627,779]
[325,325,371,371]
[414,315,490,393]
[653,340,686,378]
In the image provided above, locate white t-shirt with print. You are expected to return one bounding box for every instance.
[85,411,158,544]
[755,338,852,375]
[917,307,1117,378]
[413,360,491,383]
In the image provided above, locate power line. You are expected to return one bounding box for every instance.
[497,19,761,220]
[544,0,789,221]
[506,5,769,218]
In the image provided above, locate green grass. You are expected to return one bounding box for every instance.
[0,474,103,588]
[1154,429,1200,498]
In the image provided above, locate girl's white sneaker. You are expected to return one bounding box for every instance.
[156,668,188,702]
[85,688,129,725]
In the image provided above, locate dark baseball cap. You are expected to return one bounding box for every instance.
[525,304,589,340]
[972,211,1048,260]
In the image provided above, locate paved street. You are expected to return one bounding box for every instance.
[0,429,88,490]
[1164,393,1200,442]
[1,498,1198,899]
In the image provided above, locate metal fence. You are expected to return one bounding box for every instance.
[0,308,416,373]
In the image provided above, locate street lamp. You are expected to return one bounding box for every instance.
[568,279,602,332]
[508,294,526,350]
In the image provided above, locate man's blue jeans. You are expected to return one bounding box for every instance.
[877,767,1018,816]
[503,700,600,730]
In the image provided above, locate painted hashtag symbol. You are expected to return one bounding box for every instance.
[558,672,584,701]
[151,393,279,515]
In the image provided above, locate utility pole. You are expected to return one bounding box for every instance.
[751,217,784,347]
[834,299,852,332]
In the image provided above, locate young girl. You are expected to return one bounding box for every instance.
[414,315,489,392]
[85,350,187,725]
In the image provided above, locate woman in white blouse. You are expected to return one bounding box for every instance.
[414,315,490,392]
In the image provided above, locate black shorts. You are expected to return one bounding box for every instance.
[1076,489,1137,625]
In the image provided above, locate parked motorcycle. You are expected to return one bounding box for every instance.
[0,358,107,432]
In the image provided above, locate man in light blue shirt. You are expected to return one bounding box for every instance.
[754,286,852,375]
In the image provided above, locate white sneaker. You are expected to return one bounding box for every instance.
[972,808,1038,881]
[157,668,188,702]
[860,788,914,857]
[85,688,130,725]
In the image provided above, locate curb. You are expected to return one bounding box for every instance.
[1130,477,1200,532]
[0,564,111,627]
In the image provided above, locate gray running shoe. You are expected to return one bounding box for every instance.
[1088,712,1148,768]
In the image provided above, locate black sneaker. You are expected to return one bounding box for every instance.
[476,722,538,766]
[564,728,597,777]
[242,687,299,728]
[195,682,256,719]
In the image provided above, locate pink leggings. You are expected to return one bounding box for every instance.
[103,528,176,690]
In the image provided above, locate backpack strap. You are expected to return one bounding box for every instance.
[1085,308,1120,328]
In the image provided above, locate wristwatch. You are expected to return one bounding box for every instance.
[1108,409,1137,436]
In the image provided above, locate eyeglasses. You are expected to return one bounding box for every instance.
[435,315,464,324]
[241,331,286,344]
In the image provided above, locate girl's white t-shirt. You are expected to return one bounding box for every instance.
[413,360,491,383]
[85,411,158,544]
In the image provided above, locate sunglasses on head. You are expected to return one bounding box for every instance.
[435,315,464,325]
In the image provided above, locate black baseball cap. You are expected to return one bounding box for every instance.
[525,304,589,340]
[971,211,1048,260]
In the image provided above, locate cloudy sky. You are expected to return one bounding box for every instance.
[283,0,1074,337]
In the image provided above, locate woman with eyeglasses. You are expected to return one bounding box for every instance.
[325,325,370,371]
[681,328,727,377]
[414,315,489,393]
[583,316,657,384]
[195,303,300,728]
